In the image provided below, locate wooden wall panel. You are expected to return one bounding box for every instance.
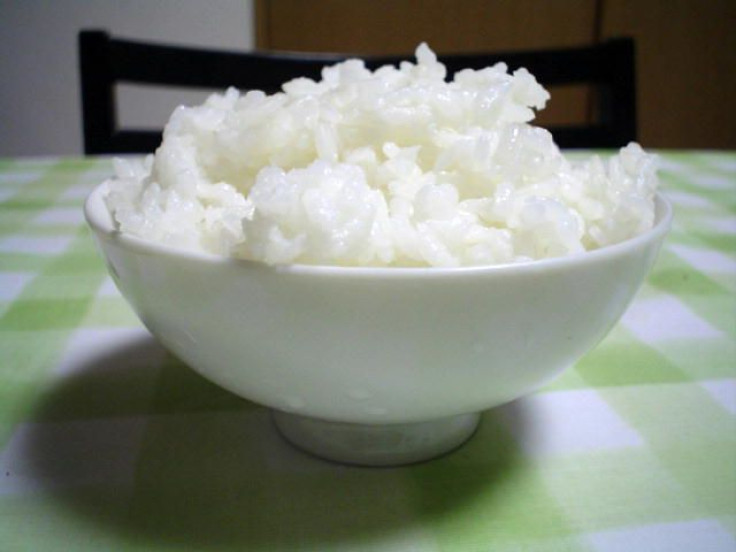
[255,0,736,148]
[256,0,597,131]
[600,0,736,148]
[257,0,597,54]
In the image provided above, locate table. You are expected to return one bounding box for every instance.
[0,152,734,551]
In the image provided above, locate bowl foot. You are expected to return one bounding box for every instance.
[272,410,480,466]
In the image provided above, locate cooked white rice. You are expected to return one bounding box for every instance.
[104,43,659,267]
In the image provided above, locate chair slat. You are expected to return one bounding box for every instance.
[78,30,636,154]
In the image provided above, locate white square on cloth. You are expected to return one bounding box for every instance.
[703,217,736,235]
[0,235,75,255]
[586,519,736,552]
[621,294,721,342]
[663,190,714,209]
[32,206,86,226]
[59,183,95,201]
[0,171,46,186]
[0,272,34,301]
[0,188,20,202]
[688,173,733,191]
[668,244,736,274]
[502,389,643,457]
[53,327,164,377]
[700,379,736,415]
[96,276,121,297]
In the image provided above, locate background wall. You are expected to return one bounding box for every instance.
[257,0,736,150]
[2,1,734,156]
[0,0,254,157]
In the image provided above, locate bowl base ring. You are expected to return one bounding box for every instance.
[272,410,481,466]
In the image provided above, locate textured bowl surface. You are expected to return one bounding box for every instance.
[85,184,672,425]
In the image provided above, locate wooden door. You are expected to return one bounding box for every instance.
[256,0,736,149]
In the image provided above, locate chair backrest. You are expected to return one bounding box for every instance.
[78,30,636,154]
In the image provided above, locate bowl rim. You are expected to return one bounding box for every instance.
[85,181,672,279]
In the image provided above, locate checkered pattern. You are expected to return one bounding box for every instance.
[0,153,734,551]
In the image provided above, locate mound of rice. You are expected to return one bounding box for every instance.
[104,43,659,267]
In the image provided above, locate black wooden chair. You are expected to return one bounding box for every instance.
[78,30,636,154]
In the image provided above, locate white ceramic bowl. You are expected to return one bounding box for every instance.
[85,183,671,465]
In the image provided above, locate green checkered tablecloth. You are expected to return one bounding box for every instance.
[0,152,734,551]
